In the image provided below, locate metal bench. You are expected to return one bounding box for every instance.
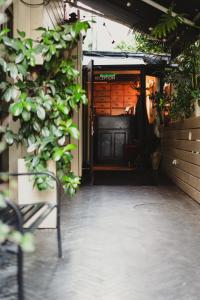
[0,172,62,300]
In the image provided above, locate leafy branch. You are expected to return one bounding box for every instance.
[0,20,90,196]
[152,7,185,39]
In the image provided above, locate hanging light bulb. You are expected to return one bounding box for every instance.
[126,2,131,7]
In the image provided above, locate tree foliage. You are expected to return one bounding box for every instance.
[152,7,184,39]
[165,40,200,119]
[115,31,166,54]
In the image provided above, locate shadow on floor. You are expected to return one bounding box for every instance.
[83,170,172,186]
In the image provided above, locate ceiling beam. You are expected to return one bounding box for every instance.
[140,0,195,27]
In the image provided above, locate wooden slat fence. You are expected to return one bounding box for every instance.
[162,116,200,203]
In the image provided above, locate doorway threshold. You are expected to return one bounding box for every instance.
[93,165,136,171]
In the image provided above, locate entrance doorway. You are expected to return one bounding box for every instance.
[83,62,161,184]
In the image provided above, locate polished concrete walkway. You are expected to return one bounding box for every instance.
[1,184,200,300]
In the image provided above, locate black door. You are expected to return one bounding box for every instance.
[96,116,131,164]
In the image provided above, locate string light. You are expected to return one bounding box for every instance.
[103,22,115,45]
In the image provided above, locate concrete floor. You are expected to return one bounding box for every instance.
[1,184,200,300]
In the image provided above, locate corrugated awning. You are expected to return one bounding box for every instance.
[79,0,200,57]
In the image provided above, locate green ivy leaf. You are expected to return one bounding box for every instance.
[62,33,72,41]
[3,87,12,102]
[36,27,46,31]
[15,53,25,64]
[0,57,7,72]
[29,56,36,67]
[17,64,27,76]
[64,143,77,151]
[0,82,7,90]
[33,121,41,132]
[7,63,18,80]
[3,36,19,50]
[66,118,73,128]
[31,156,40,167]
[36,106,46,120]
[3,86,16,102]
[42,151,51,160]
[28,135,36,146]
[10,102,23,116]
[22,110,31,121]
[23,101,32,112]
[58,104,69,115]
[68,125,79,139]
[41,127,50,137]
[0,27,10,37]
[25,38,33,49]
[53,32,60,41]
[50,44,56,55]
[5,131,14,145]
[58,136,66,146]
[17,30,26,38]
[81,94,88,105]
[34,44,44,54]
[48,84,56,96]
[53,148,64,161]
[27,143,38,153]
[45,52,52,62]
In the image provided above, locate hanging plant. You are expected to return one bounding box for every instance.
[0,20,90,196]
[152,6,185,39]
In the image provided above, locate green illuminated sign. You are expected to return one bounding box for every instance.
[99,73,116,80]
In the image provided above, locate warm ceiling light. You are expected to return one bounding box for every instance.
[126,2,131,7]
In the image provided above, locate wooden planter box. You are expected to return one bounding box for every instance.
[17,158,57,228]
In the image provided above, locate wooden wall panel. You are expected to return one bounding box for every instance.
[164,128,200,140]
[163,148,200,167]
[168,116,200,130]
[162,117,200,203]
[163,155,200,191]
[163,139,200,152]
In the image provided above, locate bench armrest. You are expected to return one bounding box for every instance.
[0,171,62,209]
[2,198,24,233]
